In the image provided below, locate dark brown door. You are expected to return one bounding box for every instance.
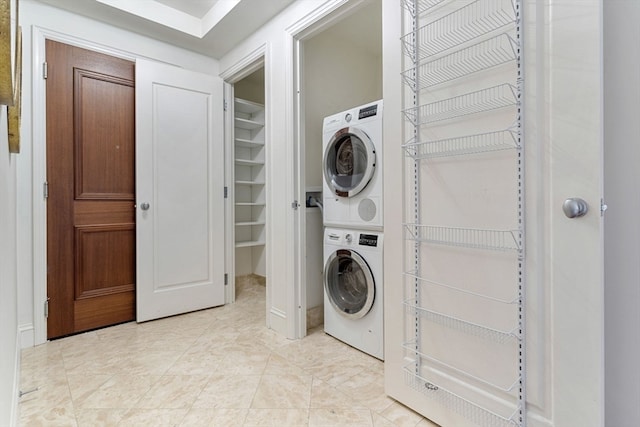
[46,40,136,339]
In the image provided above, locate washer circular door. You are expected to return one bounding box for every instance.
[324,127,376,198]
[324,249,375,319]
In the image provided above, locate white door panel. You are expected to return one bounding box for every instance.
[136,59,225,322]
[384,1,603,426]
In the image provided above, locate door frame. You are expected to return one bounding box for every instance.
[288,0,369,338]
[31,27,138,345]
[219,46,267,308]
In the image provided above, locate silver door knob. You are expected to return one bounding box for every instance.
[140,202,150,211]
[563,198,588,218]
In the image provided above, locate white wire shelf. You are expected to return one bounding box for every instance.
[403,300,518,344]
[404,224,521,252]
[403,128,518,159]
[403,270,518,304]
[404,365,520,427]
[401,0,516,60]
[401,0,447,16]
[403,83,518,125]
[403,340,520,392]
[402,33,518,88]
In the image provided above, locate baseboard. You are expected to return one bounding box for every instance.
[269,307,287,336]
[19,323,34,349]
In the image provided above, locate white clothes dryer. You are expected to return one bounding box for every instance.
[323,227,383,360]
[322,100,383,230]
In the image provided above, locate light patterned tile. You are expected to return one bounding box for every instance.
[308,408,374,427]
[379,401,427,426]
[135,375,210,409]
[74,408,128,427]
[180,408,248,427]
[192,374,261,409]
[251,374,313,409]
[309,378,367,409]
[19,407,78,427]
[72,374,160,409]
[243,408,310,426]
[118,408,189,426]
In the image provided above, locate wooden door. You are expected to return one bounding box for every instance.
[46,40,136,339]
[135,59,225,322]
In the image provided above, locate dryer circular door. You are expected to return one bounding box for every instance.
[324,127,376,198]
[324,248,375,319]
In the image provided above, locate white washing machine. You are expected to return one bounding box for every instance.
[324,227,383,360]
[322,100,383,230]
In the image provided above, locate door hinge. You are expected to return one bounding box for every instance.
[601,198,608,216]
[43,62,48,79]
[223,99,228,111]
[224,273,228,285]
[44,298,50,318]
[43,182,49,199]
[291,200,300,210]
[224,186,228,198]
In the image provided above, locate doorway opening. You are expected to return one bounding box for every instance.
[295,0,382,335]
[227,65,268,316]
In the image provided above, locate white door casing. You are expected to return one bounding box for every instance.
[136,59,225,322]
[383,1,604,427]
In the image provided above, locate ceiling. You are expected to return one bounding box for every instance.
[34,0,297,58]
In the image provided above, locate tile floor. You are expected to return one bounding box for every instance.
[18,278,437,426]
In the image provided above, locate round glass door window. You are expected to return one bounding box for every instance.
[324,127,376,198]
[324,249,375,319]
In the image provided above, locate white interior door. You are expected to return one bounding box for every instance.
[136,59,225,322]
[383,1,604,427]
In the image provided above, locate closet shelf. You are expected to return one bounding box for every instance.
[234,98,264,114]
[235,137,264,148]
[403,271,518,305]
[403,300,518,344]
[235,240,266,248]
[403,340,521,392]
[403,129,518,159]
[404,224,521,252]
[235,117,264,130]
[235,180,265,186]
[235,221,266,226]
[235,158,264,166]
[402,83,518,125]
[235,202,265,207]
[401,0,515,60]
[402,33,518,88]
[403,366,520,427]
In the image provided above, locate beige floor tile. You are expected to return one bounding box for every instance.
[192,374,262,409]
[251,374,313,409]
[308,408,374,426]
[180,408,249,426]
[135,375,210,409]
[74,408,128,426]
[19,407,78,427]
[72,374,161,409]
[243,408,310,426]
[379,401,427,427]
[118,408,190,426]
[18,280,432,427]
[309,378,367,409]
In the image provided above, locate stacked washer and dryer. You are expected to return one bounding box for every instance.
[321,100,384,360]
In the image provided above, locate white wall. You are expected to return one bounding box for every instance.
[0,110,19,427]
[18,0,219,346]
[604,2,640,426]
